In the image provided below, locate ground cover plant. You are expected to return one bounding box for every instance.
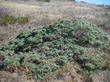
[0,14,29,25]
[0,18,110,80]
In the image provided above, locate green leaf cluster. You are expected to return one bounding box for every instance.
[0,19,109,80]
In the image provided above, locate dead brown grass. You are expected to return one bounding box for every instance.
[44,63,84,82]
[0,1,110,46]
[0,71,35,82]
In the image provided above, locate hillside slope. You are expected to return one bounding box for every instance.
[0,1,110,46]
[0,1,110,82]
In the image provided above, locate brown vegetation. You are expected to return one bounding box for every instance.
[0,71,35,82]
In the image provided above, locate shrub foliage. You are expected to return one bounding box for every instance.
[0,19,109,80]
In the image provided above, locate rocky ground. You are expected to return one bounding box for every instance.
[0,0,110,82]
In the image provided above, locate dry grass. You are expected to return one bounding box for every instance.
[0,1,110,82]
[44,63,84,82]
[0,1,41,16]
[0,71,35,82]
[0,1,110,46]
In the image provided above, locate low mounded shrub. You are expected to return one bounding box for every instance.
[0,19,109,80]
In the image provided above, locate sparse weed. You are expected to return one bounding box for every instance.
[0,14,29,25]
